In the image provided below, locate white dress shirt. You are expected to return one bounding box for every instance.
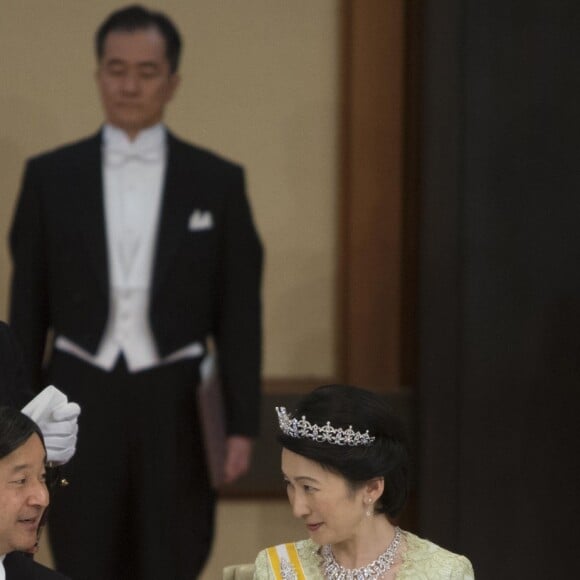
[0,554,5,580]
[55,124,203,372]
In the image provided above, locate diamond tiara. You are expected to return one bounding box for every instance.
[276,407,375,447]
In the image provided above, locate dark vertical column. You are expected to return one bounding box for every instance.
[419,1,580,576]
[417,0,465,549]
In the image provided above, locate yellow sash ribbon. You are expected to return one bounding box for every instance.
[266,542,306,580]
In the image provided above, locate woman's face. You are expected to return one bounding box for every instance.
[282,448,368,546]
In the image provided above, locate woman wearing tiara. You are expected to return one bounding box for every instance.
[252,384,474,579]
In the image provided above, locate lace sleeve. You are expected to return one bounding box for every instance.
[253,549,274,579]
[449,554,475,579]
[399,532,475,579]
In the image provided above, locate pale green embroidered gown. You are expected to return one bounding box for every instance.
[253,530,474,579]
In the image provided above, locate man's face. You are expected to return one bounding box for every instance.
[0,434,48,555]
[96,28,180,139]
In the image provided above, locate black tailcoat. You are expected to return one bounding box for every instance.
[0,321,32,408]
[9,130,263,579]
[9,130,262,435]
[3,553,70,580]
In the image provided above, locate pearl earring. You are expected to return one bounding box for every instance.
[366,498,373,517]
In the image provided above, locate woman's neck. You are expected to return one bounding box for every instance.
[330,517,398,569]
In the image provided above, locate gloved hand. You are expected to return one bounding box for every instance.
[21,385,81,465]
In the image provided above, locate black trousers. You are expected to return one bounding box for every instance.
[47,351,215,580]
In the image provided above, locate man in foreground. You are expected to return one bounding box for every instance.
[0,406,70,579]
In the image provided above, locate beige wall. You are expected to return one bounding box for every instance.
[0,0,339,378]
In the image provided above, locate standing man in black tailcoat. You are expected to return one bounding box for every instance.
[9,5,263,580]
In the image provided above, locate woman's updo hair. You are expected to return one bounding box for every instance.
[278,384,409,519]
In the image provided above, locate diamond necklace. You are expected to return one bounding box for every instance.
[320,526,402,580]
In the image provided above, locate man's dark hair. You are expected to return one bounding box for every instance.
[95,4,182,73]
[279,385,410,519]
[0,406,45,461]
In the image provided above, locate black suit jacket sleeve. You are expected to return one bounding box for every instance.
[212,166,263,436]
[9,159,50,390]
[0,321,34,408]
[3,552,71,579]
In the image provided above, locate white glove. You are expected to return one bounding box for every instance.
[21,385,81,465]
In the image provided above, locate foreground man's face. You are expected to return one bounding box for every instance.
[0,434,48,555]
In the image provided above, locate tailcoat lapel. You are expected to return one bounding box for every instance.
[151,133,197,297]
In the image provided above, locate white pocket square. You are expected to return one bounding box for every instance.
[188,210,213,231]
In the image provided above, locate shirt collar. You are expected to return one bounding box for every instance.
[103,123,166,152]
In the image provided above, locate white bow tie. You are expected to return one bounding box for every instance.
[104,145,162,166]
